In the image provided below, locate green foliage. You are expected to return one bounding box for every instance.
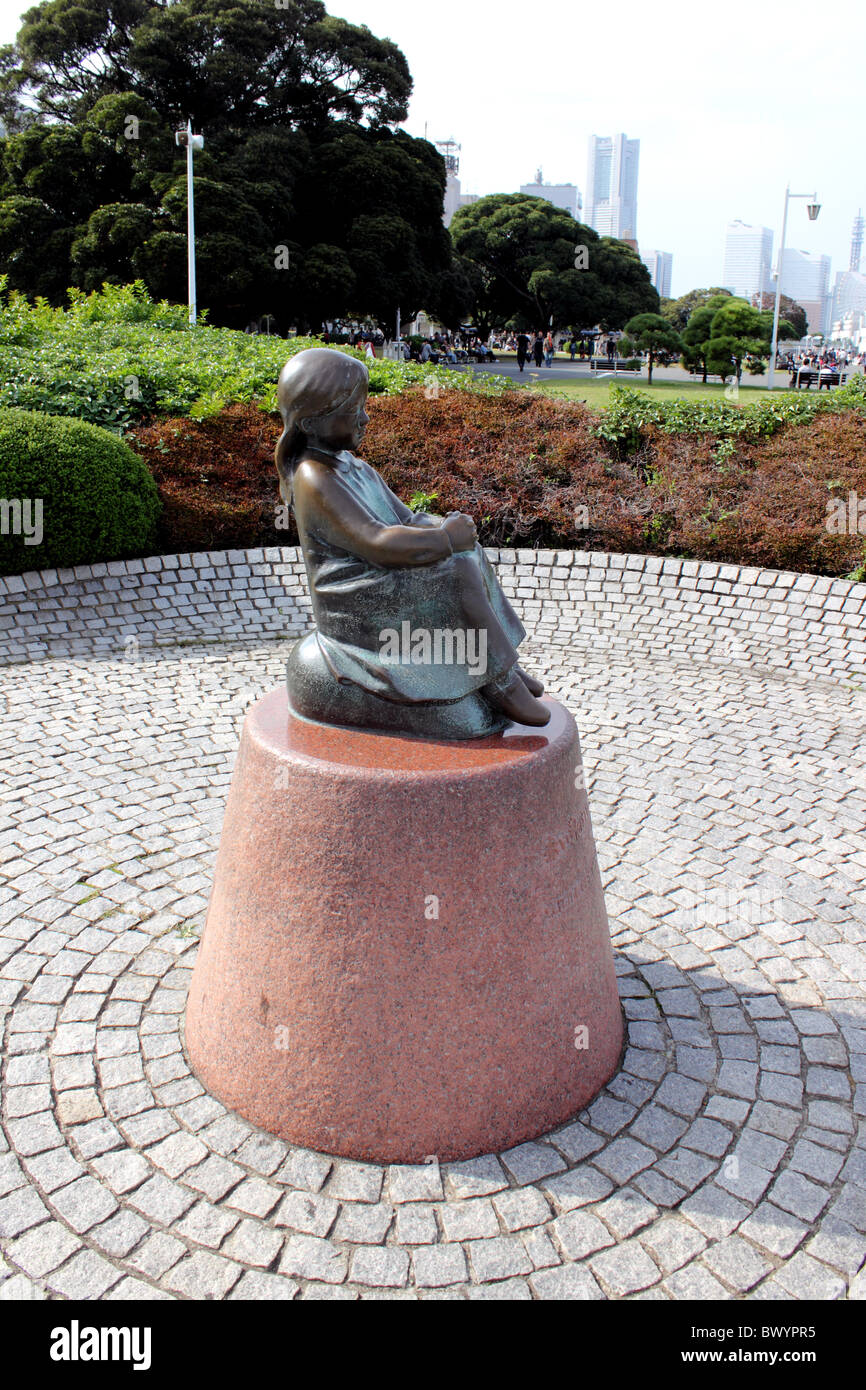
[409,489,439,512]
[0,281,513,430]
[593,378,866,456]
[624,313,684,383]
[662,287,733,333]
[0,406,160,574]
[0,0,445,329]
[450,194,658,335]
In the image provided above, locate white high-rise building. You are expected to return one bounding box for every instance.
[641,250,672,299]
[779,248,832,336]
[436,139,464,228]
[722,221,773,302]
[585,134,639,241]
[520,168,582,219]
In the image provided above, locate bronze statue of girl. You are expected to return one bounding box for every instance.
[276,348,549,738]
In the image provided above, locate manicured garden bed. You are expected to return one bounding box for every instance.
[126,390,866,580]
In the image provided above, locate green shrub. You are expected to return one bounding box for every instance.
[0,280,513,429]
[0,407,160,574]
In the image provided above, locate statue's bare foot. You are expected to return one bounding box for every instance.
[517,666,545,697]
[484,672,551,727]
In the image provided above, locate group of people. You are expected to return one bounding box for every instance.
[398,333,495,365]
[514,331,557,372]
[783,347,863,389]
[511,331,620,371]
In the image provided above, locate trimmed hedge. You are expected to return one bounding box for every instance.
[127,391,866,578]
[0,408,161,574]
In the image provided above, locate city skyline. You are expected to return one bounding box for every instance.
[0,0,861,299]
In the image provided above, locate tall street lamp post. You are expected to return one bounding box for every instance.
[767,185,821,391]
[175,119,205,326]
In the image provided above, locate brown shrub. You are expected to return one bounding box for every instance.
[126,390,866,576]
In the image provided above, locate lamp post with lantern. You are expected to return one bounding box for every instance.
[767,186,821,391]
[175,119,205,326]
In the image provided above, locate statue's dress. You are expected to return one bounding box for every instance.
[288,450,526,735]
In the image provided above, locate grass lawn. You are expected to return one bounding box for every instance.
[531,376,797,407]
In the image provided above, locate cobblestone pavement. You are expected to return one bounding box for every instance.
[1,633,865,1301]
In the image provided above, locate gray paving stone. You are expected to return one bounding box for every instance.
[414,1245,467,1284]
[394,1204,438,1245]
[326,1161,384,1203]
[589,1239,662,1296]
[4,1220,81,1277]
[228,1270,299,1300]
[389,1164,444,1203]
[530,1264,604,1300]
[164,1251,243,1299]
[679,1184,750,1239]
[542,1166,614,1212]
[46,1248,124,1299]
[280,1234,348,1284]
[467,1235,533,1282]
[500,1142,567,1185]
[773,1251,846,1300]
[552,1209,615,1260]
[639,1215,707,1273]
[702,1235,773,1291]
[770,1171,831,1223]
[444,1154,509,1198]
[350,1246,410,1288]
[274,1189,339,1237]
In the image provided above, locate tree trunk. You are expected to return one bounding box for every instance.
[647,351,654,385]
[701,361,708,384]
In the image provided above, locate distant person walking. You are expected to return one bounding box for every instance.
[516,331,529,373]
[532,333,544,368]
[544,332,555,367]
[569,336,578,361]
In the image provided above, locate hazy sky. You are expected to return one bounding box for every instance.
[2,0,862,296]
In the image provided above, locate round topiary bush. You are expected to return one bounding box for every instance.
[0,408,160,574]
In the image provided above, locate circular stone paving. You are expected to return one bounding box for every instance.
[1,623,865,1300]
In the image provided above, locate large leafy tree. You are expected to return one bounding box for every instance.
[0,0,445,328]
[450,193,658,336]
[6,0,411,131]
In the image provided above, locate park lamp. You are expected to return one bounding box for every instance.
[767,187,821,391]
[175,119,204,326]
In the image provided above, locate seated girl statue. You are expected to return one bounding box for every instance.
[276,348,550,739]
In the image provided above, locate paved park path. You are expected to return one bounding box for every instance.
[1,553,865,1299]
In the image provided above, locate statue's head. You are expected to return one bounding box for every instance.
[275,348,369,501]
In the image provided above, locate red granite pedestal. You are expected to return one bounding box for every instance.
[184,689,623,1163]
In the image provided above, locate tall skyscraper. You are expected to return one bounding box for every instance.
[641,250,673,299]
[722,221,773,302]
[779,248,832,335]
[850,210,864,272]
[585,134,639,241]
[436,139,463,227]
[831,212,866,338]
[520,168,582,219]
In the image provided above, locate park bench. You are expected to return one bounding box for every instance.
[589,357,641,374]
[789,367,847,390]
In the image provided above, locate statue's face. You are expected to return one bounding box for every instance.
[308,387,369,453]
